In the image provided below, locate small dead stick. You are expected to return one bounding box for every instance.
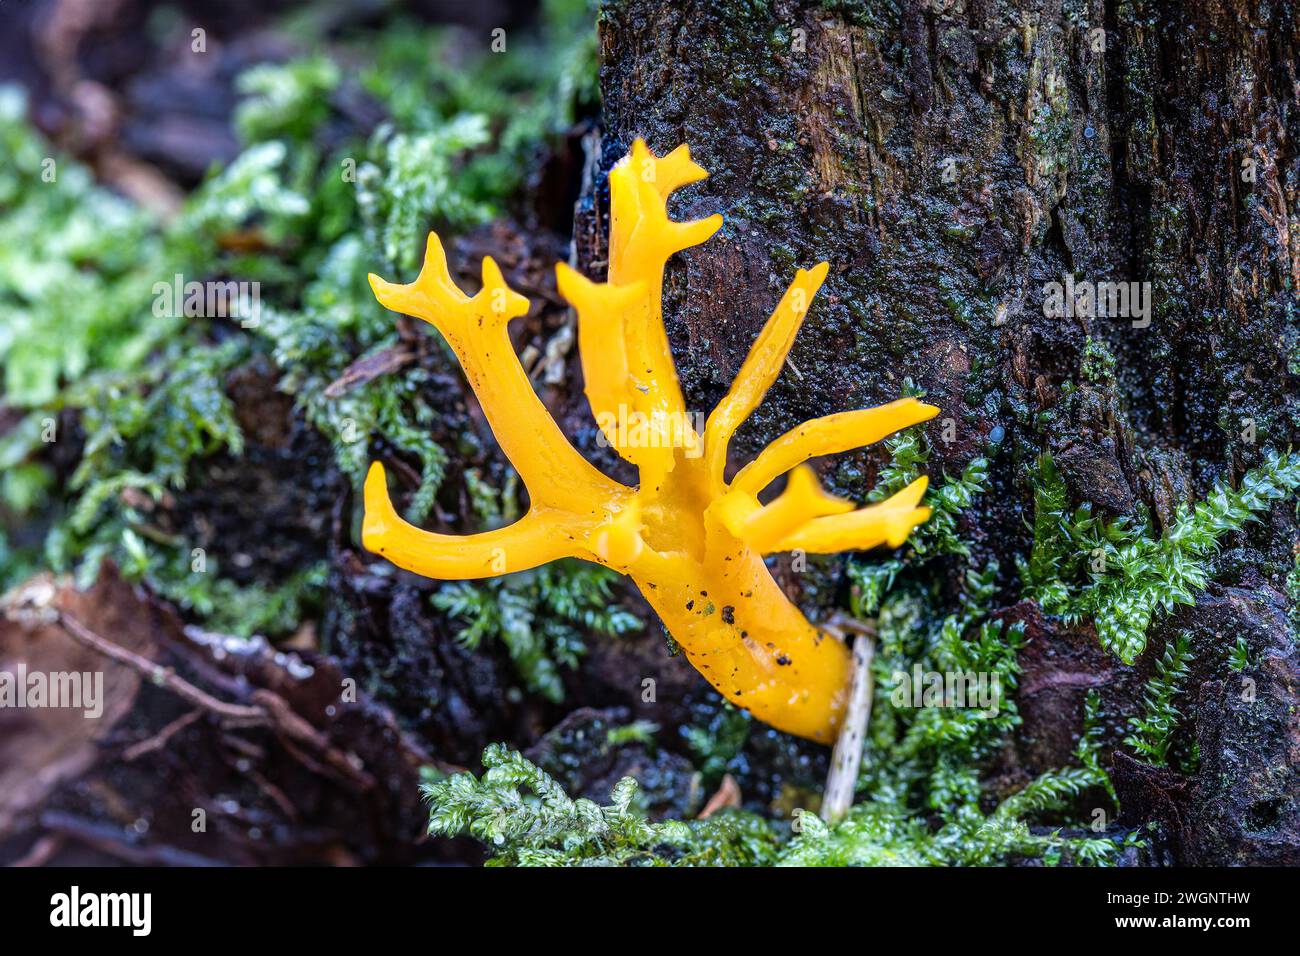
[4,582,381,796]
[11,833,65,868]
[1,581,268,727]
[54,609,267,726]
[62,612,376,790]
[821,621,876,824]
[697,774,741,820]
[122,707,204,761]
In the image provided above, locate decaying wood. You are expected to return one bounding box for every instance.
[0,565,449,865]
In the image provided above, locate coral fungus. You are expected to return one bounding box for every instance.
[362,140,937,743]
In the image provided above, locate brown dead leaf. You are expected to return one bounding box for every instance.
[698,773,741,819]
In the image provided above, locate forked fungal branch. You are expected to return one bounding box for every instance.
[360,140,938,743]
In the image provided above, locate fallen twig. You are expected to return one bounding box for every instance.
[821,623,876,824]
[55,609,267,726]
[123,708,204,761]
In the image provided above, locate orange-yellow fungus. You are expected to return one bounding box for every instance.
[360,140,938,743]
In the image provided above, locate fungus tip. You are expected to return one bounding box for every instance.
[368,271,430,320]
[898,474,929,507]
[886,504,932,549]
[361,461,394,553]
[913,401,942,422]
[586,503,645,569]
[479,256,529,320]
[699,212,725,241]
[367,271,396,303]
[423,231,447,266]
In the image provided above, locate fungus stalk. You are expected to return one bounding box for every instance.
[361,140,937,744]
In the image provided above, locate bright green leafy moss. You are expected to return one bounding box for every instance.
[0,1,601,652]
[1123,633,1193,769]
[1022,449,1300,663]
[0,89,173,409]
[850,426,990,615]
[432,562,640,703]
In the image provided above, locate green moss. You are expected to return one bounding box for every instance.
[1123,633,1193,769]
[1287,552,1300,642]
[0,2,601,641]
[432,562,640,703]
[1022,449,1300,664]
[682,704,752,786]
[1081,335,1118,383]
[0,88,174,409]
[850,419,991,615]
[235,55,341,145]
[425,742,780,866]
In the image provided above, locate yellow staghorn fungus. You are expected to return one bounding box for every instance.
[361,140,938,744]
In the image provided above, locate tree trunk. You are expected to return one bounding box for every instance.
[586,0,1300,864]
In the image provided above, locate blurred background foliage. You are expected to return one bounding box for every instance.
[0,0,598,641]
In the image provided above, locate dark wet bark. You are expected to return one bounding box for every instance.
[587,0,1300,863]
